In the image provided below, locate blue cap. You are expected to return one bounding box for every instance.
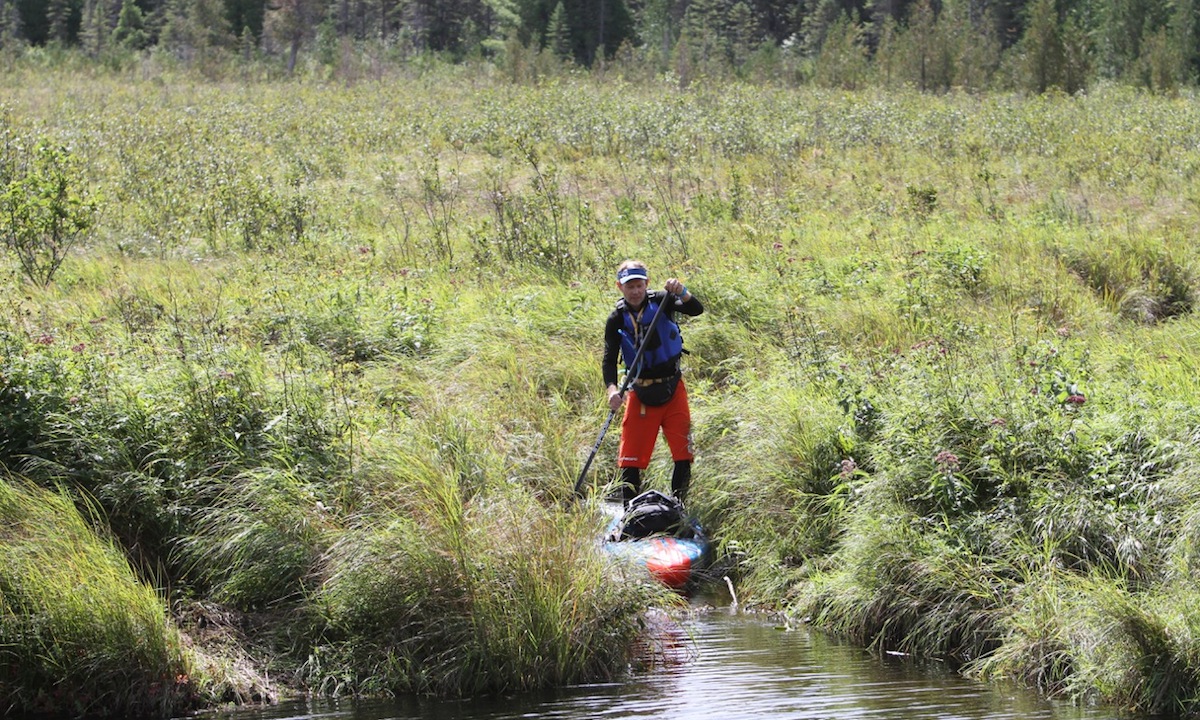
[617,267,648,284]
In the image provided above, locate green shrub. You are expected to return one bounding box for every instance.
[0,339,70,467]
[0,137,98,287]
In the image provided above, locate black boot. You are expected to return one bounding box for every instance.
[621,467,641,506]
[671,460,691,505]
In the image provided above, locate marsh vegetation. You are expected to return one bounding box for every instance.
[2,64,1200,717]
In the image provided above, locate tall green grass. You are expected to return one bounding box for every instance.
[310,449,672,696]
[0,478,198,717]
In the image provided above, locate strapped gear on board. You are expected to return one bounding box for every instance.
[609,490,695,541]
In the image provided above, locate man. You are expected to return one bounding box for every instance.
[602,259,703,505]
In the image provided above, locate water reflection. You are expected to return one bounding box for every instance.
[196,608,1123,720]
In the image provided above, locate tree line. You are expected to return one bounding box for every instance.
[0,0,1197,91]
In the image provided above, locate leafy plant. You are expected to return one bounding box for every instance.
[0,138,97,286]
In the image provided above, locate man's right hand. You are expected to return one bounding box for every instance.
[607,386,625,411]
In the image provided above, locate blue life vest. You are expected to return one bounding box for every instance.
[618,295,683,377]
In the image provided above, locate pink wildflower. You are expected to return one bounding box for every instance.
[935,451,960,471]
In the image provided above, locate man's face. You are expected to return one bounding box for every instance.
[619,277,647,307]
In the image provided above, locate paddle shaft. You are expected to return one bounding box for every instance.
[573,292,672,499]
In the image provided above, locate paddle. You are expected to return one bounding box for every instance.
[573,291,672,500]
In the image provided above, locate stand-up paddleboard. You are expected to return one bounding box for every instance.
[603,490,711,590]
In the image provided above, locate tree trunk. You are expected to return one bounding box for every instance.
[288,34,300,72]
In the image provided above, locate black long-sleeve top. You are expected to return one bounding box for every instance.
[602,290,704,387]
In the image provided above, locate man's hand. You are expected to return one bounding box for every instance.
[607,384,625,411]
[665,278,691,299]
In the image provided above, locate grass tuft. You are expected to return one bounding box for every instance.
[0,477,201,717]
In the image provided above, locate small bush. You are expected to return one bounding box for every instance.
[0,137,97,287]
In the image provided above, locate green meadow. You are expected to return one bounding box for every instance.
[3,61,1200,716]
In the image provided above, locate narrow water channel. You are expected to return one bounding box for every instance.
[192,597,1128,720]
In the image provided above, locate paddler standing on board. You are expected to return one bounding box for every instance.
[601,260,703,506]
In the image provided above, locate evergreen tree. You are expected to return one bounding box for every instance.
[1020,0,1062,92]
[799,0,852,56]
[313,2,337,66]
[1094,0,1170,78]
[1060,12,1090,91]
[1017,0,1088,92]
[514,0,632,65]
[401,0,479,54]
[479,0,521,57]
[0,0,23,48]
[753,0,803,42]
[78,0,113,55]
[683,0,726,65]
[142,0,167,44]
[861,0,911,51]
[1136,24,1182,92]
[111,0,146,49]
[580,0,635,63]
[238,23,255,59]
[728,0,758,67]
[872,12,900,83]
[193,0,233,48]
[46,0,75,43]
[0,0,1191,89]
[362,0,407,46]
[12,0,52,44]
[159,0,232,61]
[671,23,694,83]
[634,0,676,60]
[871,0,953,90]
[264,0,321,71]
[910,0,944,91]
[156,0,182,53]
[990,0,1028,47]
[864,0,906,24]
[1168,0,1199,82]
[944,0,1000,90]
[813,11,869,88]
[224,0,265,44]
[547,0,570,58]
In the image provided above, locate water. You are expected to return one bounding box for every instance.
[193,599,1127,720]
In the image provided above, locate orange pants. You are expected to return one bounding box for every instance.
[617,379,694,469]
